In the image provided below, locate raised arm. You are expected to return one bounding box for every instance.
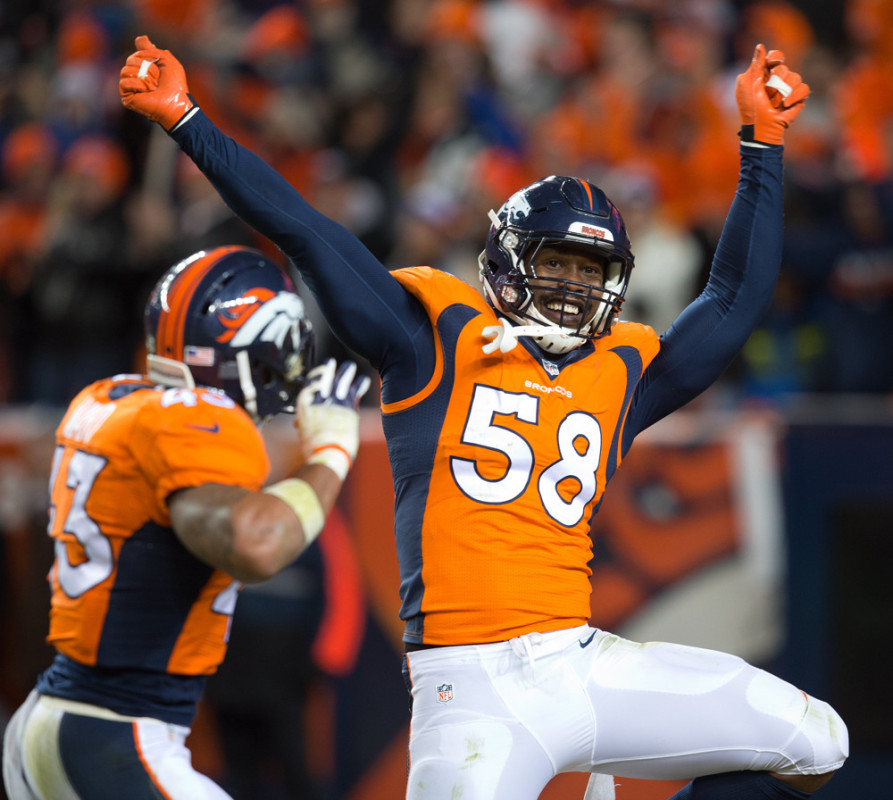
[624,45,809,445]
[119,36,434,399]
[170,360,369,583]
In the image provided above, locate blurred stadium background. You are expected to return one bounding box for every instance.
[1,0,891,798]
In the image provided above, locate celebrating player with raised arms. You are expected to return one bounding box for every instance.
[115,37,847,800]
[3,246,369,800]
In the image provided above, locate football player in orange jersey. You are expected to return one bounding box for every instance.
[117,38,848,800]
[2,246,370,800]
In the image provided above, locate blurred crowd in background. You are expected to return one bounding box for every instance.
[1,4,891,797]
[1,0,893,409]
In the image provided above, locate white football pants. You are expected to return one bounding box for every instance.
[3,691,232,800]
[403,625,848,800]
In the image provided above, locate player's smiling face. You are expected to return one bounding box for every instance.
[529,244,606,327]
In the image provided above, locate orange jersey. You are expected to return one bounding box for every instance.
[384,268,659,645]
[37,375,269,722]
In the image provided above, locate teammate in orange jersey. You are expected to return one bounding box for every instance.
[2,246,370,800]
[118,38,848,799]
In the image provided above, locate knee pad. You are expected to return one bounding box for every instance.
[797,696,848,774]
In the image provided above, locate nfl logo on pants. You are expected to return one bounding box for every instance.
[437,683,453,703]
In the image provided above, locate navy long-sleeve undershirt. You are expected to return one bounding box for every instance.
[171,111,784,452]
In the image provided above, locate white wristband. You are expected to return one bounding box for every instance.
[307,445,352,481]
[262,478,325,545]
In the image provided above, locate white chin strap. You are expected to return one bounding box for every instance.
[146,354,196,388]
[235,350,259,421]
[482,317,583,355]
[480,277,589,355]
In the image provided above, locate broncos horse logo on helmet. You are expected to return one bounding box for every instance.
[144,245,314,423]
[478,176,635,355]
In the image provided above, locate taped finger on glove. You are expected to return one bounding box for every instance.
[772,69,808,107]
[124,50,157,69]
[137,58,157,80]
[119,37,195,130]
[766,72,792,98]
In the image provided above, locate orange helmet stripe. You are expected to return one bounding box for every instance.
[155,246,242,358]
[579,179,594,210]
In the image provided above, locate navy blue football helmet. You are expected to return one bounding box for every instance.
[144,246,314,423]
[478,176,634,354]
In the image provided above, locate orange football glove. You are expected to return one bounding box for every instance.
[735,44,810,146]
[119,35,194,131]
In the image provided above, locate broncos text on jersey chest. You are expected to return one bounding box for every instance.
[385,268,659,645]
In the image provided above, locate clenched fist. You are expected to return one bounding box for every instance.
[119,35,195,131]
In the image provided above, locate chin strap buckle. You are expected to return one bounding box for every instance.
[482,318,557,354]
[482,317,519,354]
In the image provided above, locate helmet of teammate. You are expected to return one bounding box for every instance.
[478,176,634,354]
[144,245,314,423]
